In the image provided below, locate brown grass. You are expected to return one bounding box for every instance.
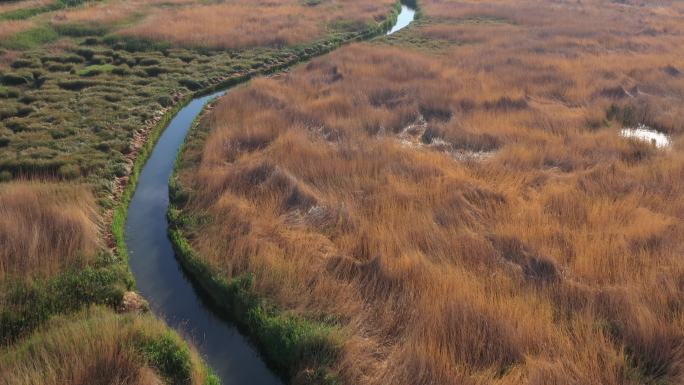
[178,1,684,383]
[0,0,53,14]
[119,0,395,49]
[50,0,195,27]
[51,1,137,26]
[0,306,212,385]
[0,19,34,40]
[0,182,100,280]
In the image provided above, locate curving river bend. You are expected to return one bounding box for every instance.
[125,5,415,384]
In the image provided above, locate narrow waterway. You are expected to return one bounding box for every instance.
[388,4,416,35]
[124,5,415,385]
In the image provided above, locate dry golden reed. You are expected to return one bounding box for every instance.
[50,0,197,27]
[0,182,100,280]
[119,0,395,49]
[177,0,684,384]
[0,19,34,40]
[0,306,212,385]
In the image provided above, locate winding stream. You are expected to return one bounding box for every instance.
[125,5,415,385]
[388,4,416,35]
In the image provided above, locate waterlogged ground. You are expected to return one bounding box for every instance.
[621,124,671,148]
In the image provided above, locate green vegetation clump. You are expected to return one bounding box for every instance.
[77,64,116,76]
[1,26,59,50]
[53,23,109,37]
[10,59,39,69]
[139,332,194,384]
[0,5,58,21]
[0,306,219,385]
[167,217,342,385]
[143,66,167,77]
[57,78,97,90]
[103,35,172,52]
[0,86,20,98]
[0,264,129,345]
[46,62,73,72]
[1,73,30,86]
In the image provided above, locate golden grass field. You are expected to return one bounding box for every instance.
[0,0,396,53]
[0,19,34,40]
[0,0,400,383]
[39,0,397,49]
[119,0,396,49]
[176,1,684,384]
[0,0,53,14]
[0,181,100,280]
[0,0,399,282]
[0,306,214,385]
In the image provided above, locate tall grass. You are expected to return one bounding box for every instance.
[0,0,55,15]
[49,0,188,27]
[0,306,218,385]
[118,0,396,49]
[50,1,137,26]
[175,1,684,383]
[0,19,33,39]
[0,181,100,280]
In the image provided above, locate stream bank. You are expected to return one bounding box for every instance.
[122,3,417,384]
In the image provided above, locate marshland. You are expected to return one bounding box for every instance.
[0,0,404,383]
[2,0,684,385]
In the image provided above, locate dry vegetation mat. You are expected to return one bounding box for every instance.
[173,1,684,384]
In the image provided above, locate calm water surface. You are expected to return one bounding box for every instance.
[388,5,416,35]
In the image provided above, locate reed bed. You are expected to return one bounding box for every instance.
[51,1,138,26]
[0,306,214,385]
[50,0,198,27]
[0,181,100,280]
[177,1,684,383]
[0,19,33,39]
[119,0,395,49]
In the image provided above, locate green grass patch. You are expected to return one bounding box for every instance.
[0,306,220,385]
[53,22,109,37]
[0,0,95,21]
[77,63,116,76]
[0,86,20,98]
[41,53,85,64]
[0,262,131,345]
[103,34,172,52]
[139,332,196,385]
[1,25,59,50]
[1,73,30,86]
[57,78,97,90]
[10,58,39,69]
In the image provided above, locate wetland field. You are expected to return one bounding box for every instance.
[2,1,684,385]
